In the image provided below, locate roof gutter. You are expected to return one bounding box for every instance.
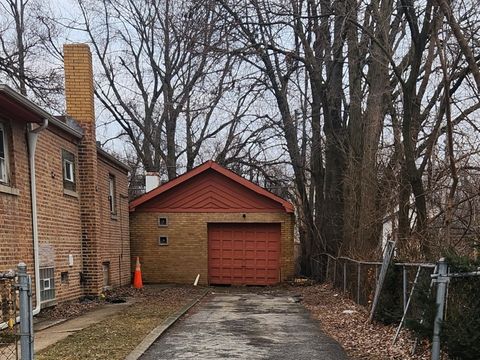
[0,84,82,139]
[0,84,52,119]
[28,118,49,317]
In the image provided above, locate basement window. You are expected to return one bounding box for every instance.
[61,271,69,285]
[158,236,168,246]
[40,267,56,303]
[62,150,76,191]
[0,123,9,184]
[102,262,110,288]
[158,216,168,227]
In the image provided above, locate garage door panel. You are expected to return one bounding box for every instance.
[256,250,266,258]
[233,240,244,250]
[244,249,255,257]
[233,259,243,267]
[244,240,255,250]
[210,239,221,248]
[245,258,255,267]
[208,223,280,285]
[267,242,278,250]
[255,259,266,267]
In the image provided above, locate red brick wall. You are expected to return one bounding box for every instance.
[97,156,130,288]
[0,118,33,275]
[1,43,131,305]
[35,128,83,302]
[0,118,84,304]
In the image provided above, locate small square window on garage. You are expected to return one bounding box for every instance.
[158,216,168,227]
[158,236,168,246]
[40,267,56,303]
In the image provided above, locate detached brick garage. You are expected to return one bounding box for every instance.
[129,161,295,285]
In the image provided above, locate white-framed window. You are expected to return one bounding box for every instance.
[43,278,51,290]
[63,159,74,182]
[158,216,168,227]
[0,123,9,184]
[108,174,116,214]
[158,236,168,246]
[62,149,76,191]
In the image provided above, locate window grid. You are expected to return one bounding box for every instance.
[40,267,56,302]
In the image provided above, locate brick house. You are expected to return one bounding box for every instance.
[129,161,295,286]
[0,44,130,310]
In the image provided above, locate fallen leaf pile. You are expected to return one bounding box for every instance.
[36,297,101,321]
[297,284,432,360]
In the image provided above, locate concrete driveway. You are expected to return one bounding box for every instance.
[140,290,347,360]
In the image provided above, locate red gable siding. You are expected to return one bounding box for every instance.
[137,169,285,213]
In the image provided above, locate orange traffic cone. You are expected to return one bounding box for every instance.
[133,257,143,289]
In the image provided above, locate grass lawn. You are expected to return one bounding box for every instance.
[36,286,205,360]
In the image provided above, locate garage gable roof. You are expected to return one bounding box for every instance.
[129,161,294,213]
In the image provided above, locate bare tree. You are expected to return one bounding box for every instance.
[71,0,273,181]
[0,0,63,109]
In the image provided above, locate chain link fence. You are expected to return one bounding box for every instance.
[311,253,480,359]
[310,253,435,310]
[0,271,18,360]
[0,264,34,360]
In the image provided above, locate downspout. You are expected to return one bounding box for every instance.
[28,119,48,316]
[0,119,48,331]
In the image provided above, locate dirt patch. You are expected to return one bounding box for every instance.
[36,286,205,360]
[295,283,431,360]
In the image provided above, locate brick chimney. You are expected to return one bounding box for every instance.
[64,44,102,295]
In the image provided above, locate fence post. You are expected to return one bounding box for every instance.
[28,275,34,358]
[431,258,448,360]
[403,266,408,311]
[357,263,361,303]
[325,256,330,283]
[17,262,33,360]
[333,259,337,286]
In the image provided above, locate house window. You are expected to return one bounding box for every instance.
[0,123,9,184]
[62,150,76,191]
[40,267,56,303]
[158,236,168,246]
[158,216,168,227]
[108,175,116,214]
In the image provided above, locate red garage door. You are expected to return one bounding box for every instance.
[208,223,281,285]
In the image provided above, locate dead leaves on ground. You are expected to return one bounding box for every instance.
[297,284,431,360]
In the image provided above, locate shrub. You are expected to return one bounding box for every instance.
[406,254,480,360]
